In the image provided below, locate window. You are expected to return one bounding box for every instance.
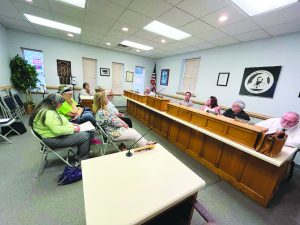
[179,58,201,94]
[22,48,46,92]
[134,66,145,93]
[112,62,124,94]
[82,57,97,91]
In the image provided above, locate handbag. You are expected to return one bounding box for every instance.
[58,165,82,185]
[256,131,287,157]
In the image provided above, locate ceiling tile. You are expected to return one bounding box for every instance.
[33,24,60,36]
[234,29,270,42]
[85,12,116,29]
[106,29,131,39]
[252,2,300,28]
[197,28,227,41]
[180,19,214,35]
[129,0,172,19]
[111,21,140,34]
[164,0,183,5]
[264,20,300,36]
[201,4,248,28]
[220,19,261,35]
[157,7,196,27]
[177,0,229,18]
[107,0,132,7]
[53,13,83,27]
[118,10,152,28]
[211,36,239,46]
[13,2,54,19]
[192,41,217,49]
[151,36,175,44]
[180,36,206,45]
[81,31,104,40]
[134,29,158,40]
[13,0,50,10]
[144,40,166,48]
[48,1,85,20]
[0,15,35,31]
[82,23,110,35]
[0,0,23,20]
[87,0,126,20]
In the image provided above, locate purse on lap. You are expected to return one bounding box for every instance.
[256,131,287,157]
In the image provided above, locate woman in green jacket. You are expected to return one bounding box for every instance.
[29,93,90,162]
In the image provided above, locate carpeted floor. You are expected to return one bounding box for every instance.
[0,115,299,225]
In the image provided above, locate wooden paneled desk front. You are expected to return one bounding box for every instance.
[124,94,298,207]
[79,95,93,108]
[82,144,206,225]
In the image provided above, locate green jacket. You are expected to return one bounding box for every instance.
[33,109,74,138]
[57,99,78,120]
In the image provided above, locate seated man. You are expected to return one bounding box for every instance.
[80,82,94,96]
[144,87,155,96]
[179,91,193,107]
[256,112,300,148]
[223,100,250,121]
[106,90,133,128]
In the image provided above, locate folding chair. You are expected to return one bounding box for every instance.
[31,129,75,178]
[98,125,121,156]
[0,95,23,121]
[0,103,20,144]
[9,88,26,116]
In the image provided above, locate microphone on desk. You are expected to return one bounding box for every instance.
[126,127,153,157]
[155,88,165,98]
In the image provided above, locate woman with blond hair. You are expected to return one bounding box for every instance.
[93,91,153,148]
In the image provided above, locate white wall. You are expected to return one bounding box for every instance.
[7,29,155,92]
[156,32,300,118]
[0,24,11,86]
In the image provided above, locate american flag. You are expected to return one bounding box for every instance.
[151,63,156,93]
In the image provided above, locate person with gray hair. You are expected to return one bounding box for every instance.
[29,93,91,162]
[223,100,250,121]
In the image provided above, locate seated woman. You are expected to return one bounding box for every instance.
[144,87,155,96]
[200,96,221,115]
[58,86,100,144]
[106,89,133,128]
[28,93,90,162]
[93,91,153,148]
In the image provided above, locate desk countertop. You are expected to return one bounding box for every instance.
[82,144,206,225]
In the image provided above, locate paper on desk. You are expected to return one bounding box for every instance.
[79,121,95,132]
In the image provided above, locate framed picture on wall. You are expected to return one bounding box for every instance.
[125,71,134,82]
[160,69,169,86]
[100,68,110,76]
[217,72,230,86]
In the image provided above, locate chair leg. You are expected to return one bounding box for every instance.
[0,134,13,144]
[36,152,48,178]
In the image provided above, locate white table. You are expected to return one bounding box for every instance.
[82,144,206,225]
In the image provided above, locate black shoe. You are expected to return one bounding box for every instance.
[118,143,127,151]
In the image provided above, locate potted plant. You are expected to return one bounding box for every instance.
[10,54,39,114]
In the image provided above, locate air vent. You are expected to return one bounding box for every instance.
[117,43,129,48]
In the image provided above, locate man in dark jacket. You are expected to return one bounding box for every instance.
[223,100,250,121]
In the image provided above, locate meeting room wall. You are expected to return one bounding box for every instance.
[0,24,11,86]
[6,29,155,94]
[156,32,300,118]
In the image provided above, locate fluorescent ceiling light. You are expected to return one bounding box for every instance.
[56,0,86,8]
[231,0,298,16]
[121,40,153,51]
[218,15,228,22]
[122,27,129,32]
[144,20,191,40]
[24,14,81,34]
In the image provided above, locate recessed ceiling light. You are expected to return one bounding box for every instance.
[161,39,166,43]
[120,40,153,51]
[25,0,33,2]
[106,42,111,46]
[231,0,297,16]
[67,33,74,37]
[218,15,228,22]
[122,27,129,32]
[56,0,86,8]
[144,20,191,40]
[24,14,81,34]
[136,49,140,52]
